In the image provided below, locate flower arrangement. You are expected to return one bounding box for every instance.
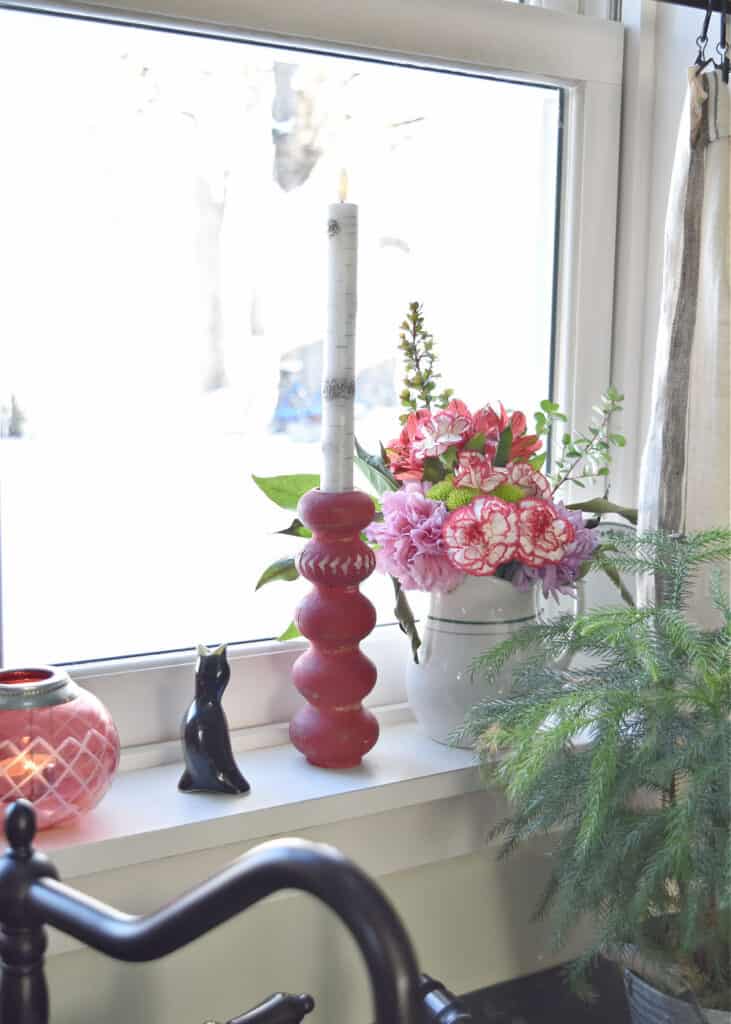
[254,302,636,654]
[364,303,632,597]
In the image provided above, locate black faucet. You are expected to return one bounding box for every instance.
[223,992,316,1024]
[217,976,474,1024]
[0,800,423,1024]
[217,976,475,1024]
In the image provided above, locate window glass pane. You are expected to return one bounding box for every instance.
[0,9,560,664]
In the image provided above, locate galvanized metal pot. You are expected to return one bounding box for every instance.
[624,970,731,1024]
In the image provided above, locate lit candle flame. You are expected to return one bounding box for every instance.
[1,752,54,781]
[338,168,348,203]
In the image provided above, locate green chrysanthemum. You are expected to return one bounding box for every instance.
[425,480,455,503]
[491,482,527,503]
[446,486,481,511]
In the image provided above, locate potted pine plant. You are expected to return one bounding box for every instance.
[461,528,731,1022]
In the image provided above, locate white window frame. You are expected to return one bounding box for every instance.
[1,0,623,765]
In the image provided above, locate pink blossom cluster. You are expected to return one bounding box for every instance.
[365,485,463,593]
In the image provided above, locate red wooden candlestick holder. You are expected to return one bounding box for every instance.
[291,488,379,768]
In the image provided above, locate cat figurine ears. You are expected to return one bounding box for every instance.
[197,642,224,658]
[178,643,250,796]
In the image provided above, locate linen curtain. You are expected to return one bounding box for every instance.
[638,69,730,621]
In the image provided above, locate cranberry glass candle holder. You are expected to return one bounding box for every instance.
[0,667,120,830]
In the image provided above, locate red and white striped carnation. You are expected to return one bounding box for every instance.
[501,462,552,499]
[410,401,472,460]
[514,498,575,567]
[442,497,519,576]
[453,452,508,492]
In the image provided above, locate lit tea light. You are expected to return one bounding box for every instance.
[0,752,54,782]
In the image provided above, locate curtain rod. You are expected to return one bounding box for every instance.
[653,0,726,11]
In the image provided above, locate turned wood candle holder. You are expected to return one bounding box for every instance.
[291,489,379,768]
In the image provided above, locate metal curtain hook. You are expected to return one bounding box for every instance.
[696,0,714,65]
[717,0,730,82]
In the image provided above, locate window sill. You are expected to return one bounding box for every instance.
[38,718,482,883]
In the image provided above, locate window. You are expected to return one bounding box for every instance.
[0,0,622,752]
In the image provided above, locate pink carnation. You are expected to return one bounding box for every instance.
[365,484,463,593]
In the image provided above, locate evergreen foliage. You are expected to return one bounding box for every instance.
[462,529,731,1009]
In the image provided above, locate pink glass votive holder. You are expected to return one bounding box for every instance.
[0,666,120,830]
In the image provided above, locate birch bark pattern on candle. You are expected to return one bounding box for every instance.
[321,203,357,493]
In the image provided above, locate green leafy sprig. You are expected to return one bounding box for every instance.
[535,388,626,493]
[398,301,454,423]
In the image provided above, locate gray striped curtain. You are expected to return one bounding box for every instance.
[638,69,730,622]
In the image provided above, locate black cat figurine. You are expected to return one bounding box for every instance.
[179,644,250,795]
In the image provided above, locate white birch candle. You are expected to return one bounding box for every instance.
[321,173,358,492]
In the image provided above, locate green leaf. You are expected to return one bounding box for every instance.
[277,518,312,539]
[540,399,560,413]
[565,498,638,525]
[391,576,421,663]
[255,557,299,591]
[440,445,459,470]
[609,433,627,447]
[592,556,636,607]
[252,474,320,511]
[277,620,302,642]
[464,432,486,452]
[494,426,513,467]
[422,456,445,483]
[530,452,547,473]
[354,436,400,494]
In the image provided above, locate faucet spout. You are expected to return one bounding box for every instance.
[225,992,315,1024]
